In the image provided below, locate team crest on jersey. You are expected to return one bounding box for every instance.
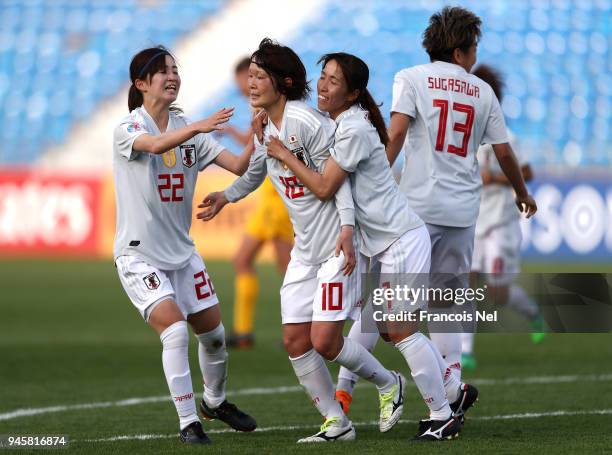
[162,149,176,168]
[180,144,196,168]
[291,146,312,168]
[126,122,141,133]
[289,134,298,144]
[143,272,160,290]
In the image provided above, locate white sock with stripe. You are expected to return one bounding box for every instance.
[195,323,228,409]
[290,349,346,422]
[160,321,199,430]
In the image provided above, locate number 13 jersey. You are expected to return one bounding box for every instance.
[113,107,224,270]
[391,61,508,227]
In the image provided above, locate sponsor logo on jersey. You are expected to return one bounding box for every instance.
[180,144,196,168]
[162,149,176,168]
[126,122,141,133]
[143,272,160,290]
[289,134,298,144]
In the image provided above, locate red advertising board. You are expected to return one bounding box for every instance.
[0,169,103,257]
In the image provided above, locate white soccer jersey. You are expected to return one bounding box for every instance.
[113,107,224,270]
[475,129,526,236]
[224,100,354,265]
[330,104,423,257]
[392,61,509,227]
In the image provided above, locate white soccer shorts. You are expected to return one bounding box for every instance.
[280,251,363,324]
[116,251,219,321]
[472,220,521,286]
[371,225,431,314]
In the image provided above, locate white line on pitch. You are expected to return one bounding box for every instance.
[1,373,611,422]
[80,409,612,443]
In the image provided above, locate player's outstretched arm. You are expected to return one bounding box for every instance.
[133,108,234,155]
[213,140,255,176]
[266,136,347,201]
[196,192,228,221]
[492,142,537,218]
[386,112,410,166]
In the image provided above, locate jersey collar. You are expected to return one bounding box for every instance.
[334,103,361,125]
[432,60,468,76]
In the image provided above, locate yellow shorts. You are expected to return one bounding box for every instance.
[245,177,294,243]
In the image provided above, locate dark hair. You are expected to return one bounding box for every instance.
[234,56,251,74]
[472,64,504,101]
[318,52,389,146]
[250,38,310,100]
[422,6,482,63]
[128,45,181,112]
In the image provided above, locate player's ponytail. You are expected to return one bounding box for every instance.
[128,83,143,112]
[318,53,388,146]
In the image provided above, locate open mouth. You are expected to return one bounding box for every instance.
[165,84,177,93]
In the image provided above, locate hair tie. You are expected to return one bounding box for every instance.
[137,51,169,80]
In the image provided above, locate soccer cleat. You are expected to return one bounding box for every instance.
[450,383,479,424]
[200,399,257,432]
[335,389,353,415]
[179,421,212,444]
[413,415,461,441]
[378,371,406,432]
[226,332,255,349]
[461,353,477,371]
[530,315,547,344]
[297,416,356,443]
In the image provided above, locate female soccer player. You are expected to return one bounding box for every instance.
[265,52,475,440]
[199,39,404,442]
[113,46,256,444]
[386,6,536,391]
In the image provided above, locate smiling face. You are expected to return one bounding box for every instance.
[247,62,283,110]
[317,59,357,120]
[136,54,180,106]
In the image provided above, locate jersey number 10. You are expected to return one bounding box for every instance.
[432,99,475,158]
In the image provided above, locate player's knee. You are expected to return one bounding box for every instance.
[283,331,311,357]
[196,323,226,354]
[312,336,342,361]
[160,320,189,350]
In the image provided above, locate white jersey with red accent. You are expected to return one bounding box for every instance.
[330,104,423,257]
[113,106,224,270]
[224,100,355,266]
[391,60,508,227]
[475,129,526,236]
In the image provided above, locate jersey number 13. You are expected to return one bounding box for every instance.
[432,99,475,158]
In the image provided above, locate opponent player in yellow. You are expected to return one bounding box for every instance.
[221,58,294,348]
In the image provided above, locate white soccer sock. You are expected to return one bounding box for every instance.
[337,318,380,394]
[290,349,346,421]
[507,284,539,320]
[160,321,199,430]
[196,323,228,409]
[429,331,462,384]
[333,337,395,394]
[461,332,475,356]
[396,332,452,420]
[424,335,461,403]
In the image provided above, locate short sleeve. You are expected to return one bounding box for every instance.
[481,95,508,145]
[196,133,225,171]
[330,124,368,173]
[114,119,149,160]
[391,71,416,118]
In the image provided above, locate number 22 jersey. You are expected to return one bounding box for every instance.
[113,106,224,270]
[391,61,508,227]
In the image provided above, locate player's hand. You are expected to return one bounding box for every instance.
[266,136,291,162]
[335,225,356,276]
[515,193,537,218]
[196,191,229,221]
[196,108,234,133]
[252,110,267,143]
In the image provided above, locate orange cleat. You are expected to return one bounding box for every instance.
[335,389,353,415]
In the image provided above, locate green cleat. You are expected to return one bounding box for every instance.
[530,315,547,344]
[461,353,477,371]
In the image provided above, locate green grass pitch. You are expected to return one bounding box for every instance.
[0,259,611,454]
